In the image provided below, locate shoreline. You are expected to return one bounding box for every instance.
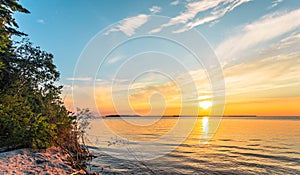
[0,147,79,175]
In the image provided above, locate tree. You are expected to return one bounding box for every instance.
[0,39,72,149]
[0,0,67,149]
[0,0,29,53]
[0,0,71,150]
[0,1,91,170]
[0,0,29,88]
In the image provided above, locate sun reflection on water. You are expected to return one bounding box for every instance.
[202,117,209,134]
[201,116,210,145]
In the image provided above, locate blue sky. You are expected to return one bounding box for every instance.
[14,0,300,115]
[14,0,299,81]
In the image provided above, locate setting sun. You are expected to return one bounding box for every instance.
[198,101,212,109]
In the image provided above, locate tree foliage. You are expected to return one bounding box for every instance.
[0,1,97,173]
[0,38,73,149]
[0,0,84,153]
[0,0,29,53]
[0,0,94,172]
[1,0,29,88]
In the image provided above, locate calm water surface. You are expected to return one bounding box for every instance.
[86,117,300,174]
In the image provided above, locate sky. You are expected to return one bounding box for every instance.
[14,0,300,116]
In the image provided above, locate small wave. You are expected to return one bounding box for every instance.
[218,145,264,151]
[218,139,234,142]
[246,144,260,147]
[263,145,289,150]
[230,151,300,163]
[249,139,262,141]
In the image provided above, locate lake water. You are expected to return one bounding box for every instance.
[86,117,300,174]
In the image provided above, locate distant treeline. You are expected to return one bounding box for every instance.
[105,115,141,118]
[103,115,257,118]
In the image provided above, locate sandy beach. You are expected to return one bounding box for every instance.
[0,147,76,175]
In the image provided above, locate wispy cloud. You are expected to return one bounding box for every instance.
[104,14,149,36]
[105,0,250,36]
[216,9,300,63]
[66,77,92,81]
[107,55,124,64]
[37,19,45,24]
[259,32,300,57]
[166,0,224,25]
[152,0,250,33]
[149,6,162,14]
[269,0,284,9]
[224,51,300,98]
[170,0,180,6]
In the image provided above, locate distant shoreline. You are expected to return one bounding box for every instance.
[103,115,300,118]
[104,115,258,118]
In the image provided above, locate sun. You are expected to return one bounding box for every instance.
[199,101,212,109]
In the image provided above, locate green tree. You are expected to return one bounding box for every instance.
[0,0,69,149]
[0,0,91,170]
[0,0,29,53]
[0,0,29,88]
[0,39,72,149]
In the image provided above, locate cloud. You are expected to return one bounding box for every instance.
[223,51,300,98]
[107,55,124,64]
[216,9,300,63]
[170,0,180,6]
[152,0,250,33]
[149,6,162,14]
[105,0,252,36]
[259,33,300,57]
[166,0,223,26]
[104,14,149,36]
[269,0,283,9]
[37,19,45,24]
[175,15,220,33]
[66,77,92,81]
[187,0,249,28]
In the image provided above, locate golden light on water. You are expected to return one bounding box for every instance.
[202,116,209,134]
[200,116,210,145]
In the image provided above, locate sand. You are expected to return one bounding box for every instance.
[0,147,77,175]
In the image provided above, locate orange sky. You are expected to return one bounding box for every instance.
[64,90,300,116]
[64,56,300,117]
[63,32,300,117]
[223,97,300,116]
